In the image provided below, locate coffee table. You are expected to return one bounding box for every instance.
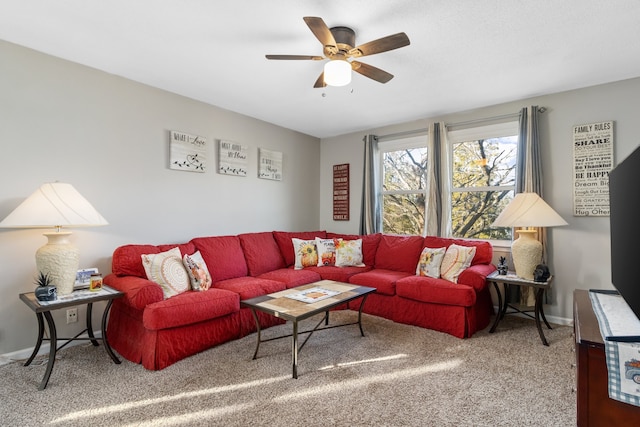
[240,280,375,378]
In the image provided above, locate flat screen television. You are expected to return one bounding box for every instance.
[609,145,640,320]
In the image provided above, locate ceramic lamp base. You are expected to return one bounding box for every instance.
[35,231,79,295]
[511,229,542,280]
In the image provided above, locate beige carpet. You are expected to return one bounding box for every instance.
[0,311,576,426]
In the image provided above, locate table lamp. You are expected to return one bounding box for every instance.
[0,183,108,295]
[491,192,567,280]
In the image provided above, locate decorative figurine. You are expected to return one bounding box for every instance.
[34,272,57,302]
[497,256,508,275]
[533,264,551,282]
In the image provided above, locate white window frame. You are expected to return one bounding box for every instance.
[447,121,519,245]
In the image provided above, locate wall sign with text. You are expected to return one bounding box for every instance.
[573,121,614,216]
[333,164,349,221]
[170,130,207,172]
[218,140,248,176]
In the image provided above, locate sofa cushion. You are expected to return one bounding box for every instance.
[441,244,476,283]
[214,276,286,300]
[273,231,327,266]
[348,269,411,296]
[257,268,321,288]
[327,232,381,266]
[374,234,424,274]
[423,236,492,266]
[396,276,476,307]
[415,247,446,278]
[112,242,196,278]
[141,247,191,299]
[335,238,365,267]
[142,288,240,331]
[305,265,371,283]
[191,236,248,282]
[238,232,286,276]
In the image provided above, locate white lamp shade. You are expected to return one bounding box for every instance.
[491,192,567,228]
[324,60,352,86]
[0,182,108,228]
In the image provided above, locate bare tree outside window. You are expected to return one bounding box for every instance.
[451,136,517,240]
[381,145,428,235]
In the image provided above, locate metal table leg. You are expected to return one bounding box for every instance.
[24,313,45,367]
[534,288,549,346]
[249,308,261,360]
[489,281,503,333]
[86,302,99,346]
[101,300,121,363]
[39,311,57,391]
[292,320,299,379]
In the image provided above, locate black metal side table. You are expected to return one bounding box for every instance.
[19,285,123,390]
[488,270,553,346]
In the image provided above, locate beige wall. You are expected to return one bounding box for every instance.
[320,77,640,323]
[0,40,320,356]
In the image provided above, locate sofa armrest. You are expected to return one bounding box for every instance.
[457,264,497,292]
[104,273,164,310]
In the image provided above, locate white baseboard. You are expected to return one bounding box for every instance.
[492,305,573,326]
[0,330,103,366]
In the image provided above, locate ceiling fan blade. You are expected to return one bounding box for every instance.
[313,72,327,88]
[303,17,337,51]
[349,32,410,57]
[265,54,324,60]
[351,61,394,83]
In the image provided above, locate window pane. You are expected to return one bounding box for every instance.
[451,190,513,239]
[382,193,425,235]
[383,147,428,192]
[452,137,517,188]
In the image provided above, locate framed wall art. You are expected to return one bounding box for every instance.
[218,140,248,176]
[170,130,207,172]
[333,163,349,220]
[573,121,614,216]
[258,148,283,181]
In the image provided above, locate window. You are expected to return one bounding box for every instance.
[448,122,519,241]
[379,135,428,235]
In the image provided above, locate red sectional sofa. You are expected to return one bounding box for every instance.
[104,231,496,370]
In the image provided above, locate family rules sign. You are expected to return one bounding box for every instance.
[573,121,613,216]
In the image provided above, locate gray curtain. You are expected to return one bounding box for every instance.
[516,106,545,305]
[359,134,381,235]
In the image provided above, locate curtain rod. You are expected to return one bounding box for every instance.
[377,127,428,141]
[375,107,546,140]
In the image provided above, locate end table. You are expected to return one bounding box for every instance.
[487,270,553,345]
[19,285,123,390]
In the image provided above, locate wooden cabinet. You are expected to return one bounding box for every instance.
[574,289,640,426]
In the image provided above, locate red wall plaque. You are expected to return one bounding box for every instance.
[333,164,349,221]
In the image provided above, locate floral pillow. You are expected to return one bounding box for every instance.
[316,237,339,267]
[335,238,365,267]
[441,244,477,283]
[141,247,190,299]
[183,251,212,291]
[416,247,446,278]
[292,238,318,269]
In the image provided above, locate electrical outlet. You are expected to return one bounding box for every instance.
[66,308,78,324]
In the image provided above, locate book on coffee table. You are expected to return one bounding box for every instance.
[284,286,341,304]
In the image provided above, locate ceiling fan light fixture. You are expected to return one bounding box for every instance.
[324,60,351,86]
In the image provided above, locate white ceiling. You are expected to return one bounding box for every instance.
[2,1,640,139]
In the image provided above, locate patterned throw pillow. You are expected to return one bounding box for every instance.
[316,237,339,267]
[335,238,365,267]
[440,244,477,283]
[416,247,446,278]
[183,251,212,291]
[141,247,190,299]
[292,238,318,269]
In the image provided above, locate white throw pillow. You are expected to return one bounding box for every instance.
[416,247,446,278]
[141,247,190,299]
[335,239,365,267]
[183,251,212,291]
[441,244,476,283]
[292,238,318,269]
[316,237,339,267]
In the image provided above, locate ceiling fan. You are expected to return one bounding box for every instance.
[266,16,410,88]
